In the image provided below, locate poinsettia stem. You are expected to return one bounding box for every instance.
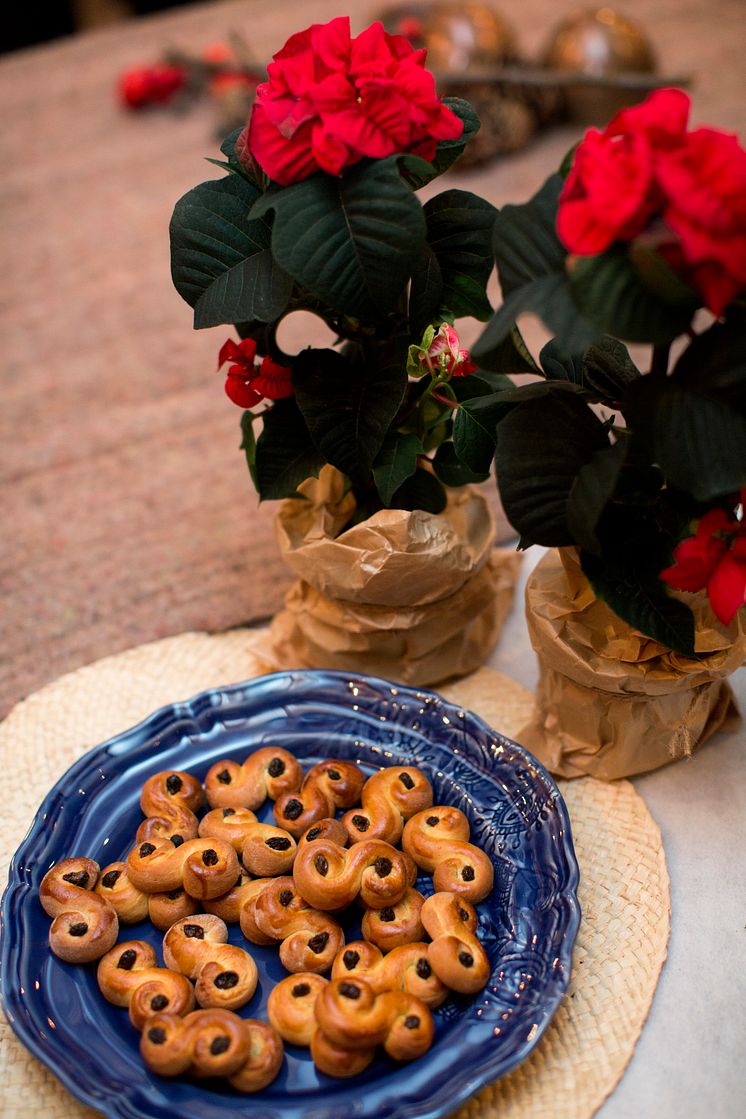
[431,390,459,408]
[650,342,671,378]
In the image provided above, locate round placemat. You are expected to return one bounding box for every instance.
[0,631,669,1119]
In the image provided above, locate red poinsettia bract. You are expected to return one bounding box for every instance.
[119,64,186,109]
[557,88,746,315]
[240,16,463,185]
[218,338,293,408]
[660,504,746,625]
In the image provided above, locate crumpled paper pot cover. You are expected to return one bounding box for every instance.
[261,467,521,685]
[519,548,746,780]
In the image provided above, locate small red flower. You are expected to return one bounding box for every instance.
[118,64,186,109]
[218,338,293,408]
[240,16,462,185]
[660,502,746,625]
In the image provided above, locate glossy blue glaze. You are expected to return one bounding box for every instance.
[0,670,580,1119]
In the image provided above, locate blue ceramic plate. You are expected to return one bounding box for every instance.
[1,670,580,1119]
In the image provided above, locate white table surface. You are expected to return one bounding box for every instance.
[488,548,746,1119]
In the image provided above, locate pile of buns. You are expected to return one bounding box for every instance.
[39,748,494,1091]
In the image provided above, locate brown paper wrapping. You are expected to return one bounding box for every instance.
[518,548,746,780]
[260,467,521,685]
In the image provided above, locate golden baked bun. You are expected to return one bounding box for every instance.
[314,976,435,1060]
[204,747,303,810]
[402,806,494,903]
[342,766,433,845]
[239,876,344,974]
[293,838,411,911]
[163,914,258,1011]
[136,770,204,846]
[267,972,328,1045]
[240,823,297,877]
[420,892,491,994]
[197,806,258,851]
[360,886,426,952]
[97,939,195,1030]
[40,857,119,963]
[332,940,448,1008]
[140,1009,283,1091]
[126,836,239,900]
[204,870,261,925]
[274,760,365,838]
[297,817,349,852]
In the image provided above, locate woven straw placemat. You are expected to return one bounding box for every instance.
[0,631,670,1119]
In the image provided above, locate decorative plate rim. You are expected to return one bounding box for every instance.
[0,669,580,1119]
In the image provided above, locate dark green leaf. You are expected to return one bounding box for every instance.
[251,159,426,319]
[492,174,566,296]
[398,99,481,189]
[452,373,510,401]
[292,347,408,483]
[655,386,746,499]
[239,411,258,487]
[672,312,746,412]
[409,244,444,336]
[492,381,584,404]
[570,246,696,344]
[581,548,695,655]
[254,398,324,500]
[453,394,512,474]
[422,189,497,321]
[567,439,627,554]
[540,336,641,404]
[473,274,599,363]
[391,468,448,513]
[474,324,538,374]
[540,339,584,383]
[170,175,292,327]
[372,433,424,506]
[194,248,293,328]
[582,337,642,401]
[474,173,600,361]
[433,441,489,486]
[626,374,746,500]
[494,392,610,546]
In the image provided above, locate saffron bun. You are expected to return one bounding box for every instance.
[239,876,344,974]
[342,766,433,845]
[419,892,491,995]
[402,806,494,903]
[136,770,204,846]
[163,913,258,1011]
[97,939,195,1030]
[293,838,410,912]
[126,836,239,901]
[204,747,302,811]
[140,1009,283,1092]
[267,972,328,1046]
[274,760,365,838]
[40,857,119,964]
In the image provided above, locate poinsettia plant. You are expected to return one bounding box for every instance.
[471,88,746,654]
[169,16,525,523]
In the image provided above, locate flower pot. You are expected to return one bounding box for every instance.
[262,467,520,685]
[518,548,746,780]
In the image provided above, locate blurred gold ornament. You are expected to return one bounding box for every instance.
[542,7,657,122]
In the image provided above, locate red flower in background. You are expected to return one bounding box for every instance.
[218,338,293,408]
[660,502,746,625]
[241,16,462,185]
[119,64,186,109]
[557,88,746,315]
